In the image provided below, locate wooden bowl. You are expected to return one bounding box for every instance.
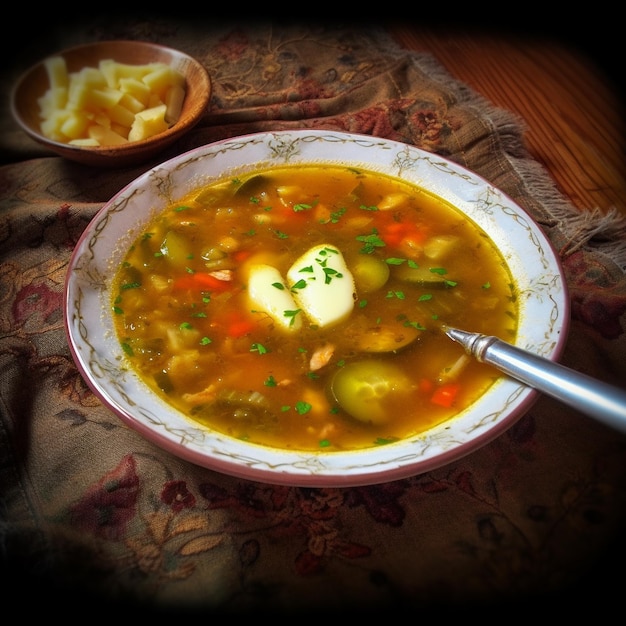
[10,40,211,168]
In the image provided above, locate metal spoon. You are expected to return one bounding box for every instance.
[445,326,626,434]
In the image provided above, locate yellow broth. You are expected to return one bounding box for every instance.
[111,164,518,451]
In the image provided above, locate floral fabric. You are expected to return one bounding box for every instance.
[1,20,626,617]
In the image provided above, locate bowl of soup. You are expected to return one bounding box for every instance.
[64,130,569,486]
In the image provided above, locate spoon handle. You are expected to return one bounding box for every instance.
[445,327,626,434]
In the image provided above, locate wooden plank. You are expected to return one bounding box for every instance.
[388,27,626,217]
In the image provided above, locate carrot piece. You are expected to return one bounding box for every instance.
[380,221,425,249]
[223,311,257,338]
[430,382,461,408]
[232,249,252,263]
[173,272,232,293]
[380,222,405,247]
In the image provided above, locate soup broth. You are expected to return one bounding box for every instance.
[111,164,517,451]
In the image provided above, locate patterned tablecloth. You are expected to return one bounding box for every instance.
[1,20,625,617]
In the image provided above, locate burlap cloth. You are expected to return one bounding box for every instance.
[1,20,626,616]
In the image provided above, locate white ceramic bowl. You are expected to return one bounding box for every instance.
[64,130,569,486]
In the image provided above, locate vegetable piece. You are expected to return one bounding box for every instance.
[37,56,186,146]
[154,370,174,393]
[287,244,355,328]
[166,325,201,351]
[193,388,278,431]
[118,77,151,105]
[37,87,68,120]
[142,64,185,97]
[377,192,412,211]
[128,103,169,142]
[247,264,303,331]
[99,59,159,85]
[217,388,271,411]
[352,323,421,353]
[87,125,128,146]
[172,272,233,293]
[438,353,471,382]
[430,382,461,408]
[107,102,136,127]
[349,253,390,293]
[233,174,271,197]
[60,111,90,140]
[379,220,425,249]
[327,360,413,425]
[392,263,451,287]
[43,56,69,91]
[220,310,257,338]
[159,230,192,269]
[164,84,186,124]
[423,235,461,260]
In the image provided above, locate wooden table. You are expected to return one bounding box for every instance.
[388,26,626,218]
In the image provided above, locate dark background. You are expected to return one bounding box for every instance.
[5,12,623,97]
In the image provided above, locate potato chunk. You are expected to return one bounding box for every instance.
[37,56,187,146]
[247,264,303,331]
[127,104,168,142]
[287,244,356,328]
